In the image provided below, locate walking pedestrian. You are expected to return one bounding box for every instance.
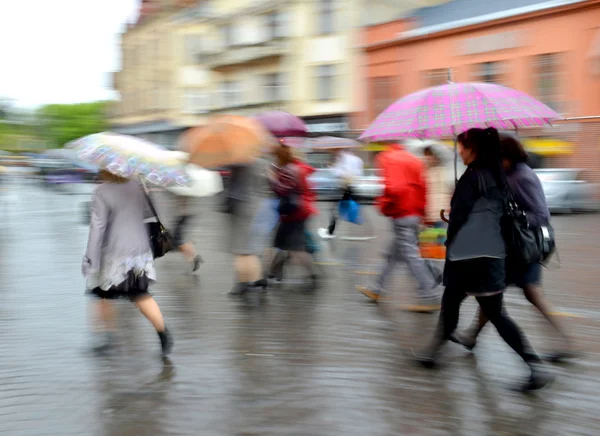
[416,128,552,391]
[248,155,281,288]
[357,141,441,312]
[452,134,575,361]
[171,194,203,272]
[423,145,451,228]
[318,147,364,240]
[83,170,173,355]
[225,160,266,296]
[269,144,320,290]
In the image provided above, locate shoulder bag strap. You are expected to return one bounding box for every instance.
[139,178,162,225]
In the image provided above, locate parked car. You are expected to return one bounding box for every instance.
[534,168,600,214]
[351,169,384,201]
[307,168,339,201]
[307,168,385,202]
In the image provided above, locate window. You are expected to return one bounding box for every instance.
[183,88,209,114]
[263,72,287,102]
[534,53,563,112]
[221,81,242,107]
[315,65,336,101]
[370,76,395,118]
[423,68,450,87]
[267,10,287,39]
[473,61,505,84]
[222,24,233,47]
[184,34,203,64]
[318,0,335,35]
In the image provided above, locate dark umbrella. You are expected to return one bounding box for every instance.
[255,111,308,138]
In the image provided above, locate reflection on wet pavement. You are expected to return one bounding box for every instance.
[0,180,599,435]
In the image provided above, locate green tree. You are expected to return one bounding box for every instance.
[36,101,109,148]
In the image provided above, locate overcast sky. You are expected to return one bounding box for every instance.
[0,0,138,108]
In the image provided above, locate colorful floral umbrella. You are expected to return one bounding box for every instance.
[182,115,276,168]
[255,111,308,138]
[359,82,564,142]
[67,132,189,187]
[306,136,361,150]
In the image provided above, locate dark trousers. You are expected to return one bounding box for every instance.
[327,186,353,235]
[433,288,539,364]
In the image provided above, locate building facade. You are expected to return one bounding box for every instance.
[356,0,600,175]
[109,0,446,146]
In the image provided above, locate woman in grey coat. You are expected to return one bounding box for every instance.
[82,170,173,355]
[224,159,265,295]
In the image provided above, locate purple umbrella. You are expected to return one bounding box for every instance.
[255,111,308,138]
[359,82,564,142]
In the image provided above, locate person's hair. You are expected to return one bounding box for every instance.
[457,127,505,187]
[273,144,295,166]
[499,134,529,165]
[100,169,129,184]
[423,145,441,164]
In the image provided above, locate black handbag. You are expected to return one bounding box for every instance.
[502,188,542,265]
[278,192,300,216]
[142,188,174,259]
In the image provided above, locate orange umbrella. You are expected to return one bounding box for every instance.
[181,115,276,168]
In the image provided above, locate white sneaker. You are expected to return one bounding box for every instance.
[318,227,336,240]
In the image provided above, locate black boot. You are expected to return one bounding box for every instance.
[157,328,173,356]
[229,282,250,296]
[192,255,203,272]
[253,278,268,290]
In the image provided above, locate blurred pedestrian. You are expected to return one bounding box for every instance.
[416,128,552,391]
[248,154,281,288]
[225,160,266,296]
[423,145,451,228]
[172,194,203,272]
[82,170,173,355]
[269,144,320,290]
[452,134,575,361]
[357,141,441,312]
[318,147,364,240]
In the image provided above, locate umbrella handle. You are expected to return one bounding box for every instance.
[440,209,450,223]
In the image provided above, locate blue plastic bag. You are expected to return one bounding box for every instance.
[338,199,362,225]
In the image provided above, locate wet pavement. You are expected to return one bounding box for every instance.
[1,179,600,435]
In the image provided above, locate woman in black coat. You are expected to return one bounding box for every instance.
[417,127,552,391]
[452,134,574,361]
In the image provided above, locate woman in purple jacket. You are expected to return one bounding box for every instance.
[452,134,575,362]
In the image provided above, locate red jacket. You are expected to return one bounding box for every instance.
[272,160,317,222]
[376,144,427,219]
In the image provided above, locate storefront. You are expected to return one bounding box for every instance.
[303,115,352,168]
[358,0,600,178]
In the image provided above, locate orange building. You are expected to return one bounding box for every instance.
[354,0,600,175]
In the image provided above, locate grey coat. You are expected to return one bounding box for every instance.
[82,180,156,290]
[226,159,266,255]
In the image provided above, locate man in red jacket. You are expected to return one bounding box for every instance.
[357,142,442,312]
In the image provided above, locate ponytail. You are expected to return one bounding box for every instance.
[458,127,506,189]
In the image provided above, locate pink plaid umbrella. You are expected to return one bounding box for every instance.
[359,82,564,142]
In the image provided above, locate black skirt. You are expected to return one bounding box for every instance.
[443,257,505,295]
[274,220,306,251]
[88,271,151,302]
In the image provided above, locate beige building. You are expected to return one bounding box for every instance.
[109,0,448,146]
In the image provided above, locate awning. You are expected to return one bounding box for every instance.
[364,138,573,156]
[521,138,573,156]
